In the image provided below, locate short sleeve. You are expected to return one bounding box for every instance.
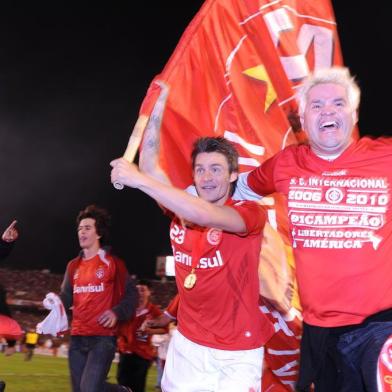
[229,200,266,235]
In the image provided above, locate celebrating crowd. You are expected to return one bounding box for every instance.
[2,65,392,392]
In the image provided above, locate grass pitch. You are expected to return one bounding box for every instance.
[0,353,158,392]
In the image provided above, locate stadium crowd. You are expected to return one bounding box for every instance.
[0,267,176,334]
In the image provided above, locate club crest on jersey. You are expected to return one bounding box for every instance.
[96,267,105,279]
[207,228,222,245]
[380,336,392,371]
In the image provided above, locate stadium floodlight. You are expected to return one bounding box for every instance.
[156,256,175,277]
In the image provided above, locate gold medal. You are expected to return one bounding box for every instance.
[184,269,197,289]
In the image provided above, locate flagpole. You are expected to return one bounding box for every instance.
[113,115,149,190]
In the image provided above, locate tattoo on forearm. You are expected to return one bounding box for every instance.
[141,82,169,164]
[145,137,159,151]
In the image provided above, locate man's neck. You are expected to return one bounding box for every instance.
[137,299,149,311]
[311,138,354,161]
[82,245,100,260]
[213,194,230,206]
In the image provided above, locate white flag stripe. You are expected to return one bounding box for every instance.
[238,157,262,167]
[224,131,265,155]
[267,348,300,355]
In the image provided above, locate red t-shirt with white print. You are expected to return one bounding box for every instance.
[246,137,392,327]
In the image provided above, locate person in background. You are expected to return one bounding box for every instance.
[59,205,138,392]
[24,329,39,361]
[0,220,20,392]
[116,279,166,392]
[0,220,18,260]
[233,66,392,391]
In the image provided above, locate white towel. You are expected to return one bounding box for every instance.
[36,292,69,337]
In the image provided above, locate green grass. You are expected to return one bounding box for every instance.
[0,353,158,392]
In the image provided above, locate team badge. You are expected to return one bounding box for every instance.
[325,187,344,204]
[96,267,105,279]
[377,336,392,391]
[207,228,222,245]
[380,337,392,371]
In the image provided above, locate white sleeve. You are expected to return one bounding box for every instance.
[185,185,198,196]
[233,172,263,201]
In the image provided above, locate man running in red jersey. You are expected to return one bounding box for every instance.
[60,205,138,392]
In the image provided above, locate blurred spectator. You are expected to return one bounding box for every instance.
[0,220,20,392]
[23,329,39,361]
[0,220,18,259]
[117,279,166,392]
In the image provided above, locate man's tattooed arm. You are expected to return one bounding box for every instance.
[139,81,171,185]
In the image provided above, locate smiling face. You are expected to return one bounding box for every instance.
[193,152,238,205]
[77,218,101,252]
[301,82,357,157]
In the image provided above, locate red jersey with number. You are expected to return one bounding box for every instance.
[169,199,274,350]
[246,137,392,327]
[70,254,117,336]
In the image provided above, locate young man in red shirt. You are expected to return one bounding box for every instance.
[60,205,138,392]
[111,137,274,392]
[233,66,392,391]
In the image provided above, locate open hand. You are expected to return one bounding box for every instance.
[97,310,118,328]
[2,220,18,243]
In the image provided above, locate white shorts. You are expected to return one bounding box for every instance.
[161,330,264,392]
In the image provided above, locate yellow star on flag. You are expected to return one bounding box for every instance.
[243,65,277,112]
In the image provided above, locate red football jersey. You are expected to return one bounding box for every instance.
[70,254,117,336]
[117,302,163,360]
[170,199,274,350]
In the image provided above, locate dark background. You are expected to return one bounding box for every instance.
[0,2,390,277]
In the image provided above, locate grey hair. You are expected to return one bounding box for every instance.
[296,66,361,116]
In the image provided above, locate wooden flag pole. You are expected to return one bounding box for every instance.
[113,114,149,190]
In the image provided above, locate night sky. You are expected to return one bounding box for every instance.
[0,2,390,277]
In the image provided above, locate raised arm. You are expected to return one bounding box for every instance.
[111,159,248,233]
[139,81,171,185]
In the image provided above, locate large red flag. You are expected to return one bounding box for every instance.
[139,0,343,245]
[140,0,342,183]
